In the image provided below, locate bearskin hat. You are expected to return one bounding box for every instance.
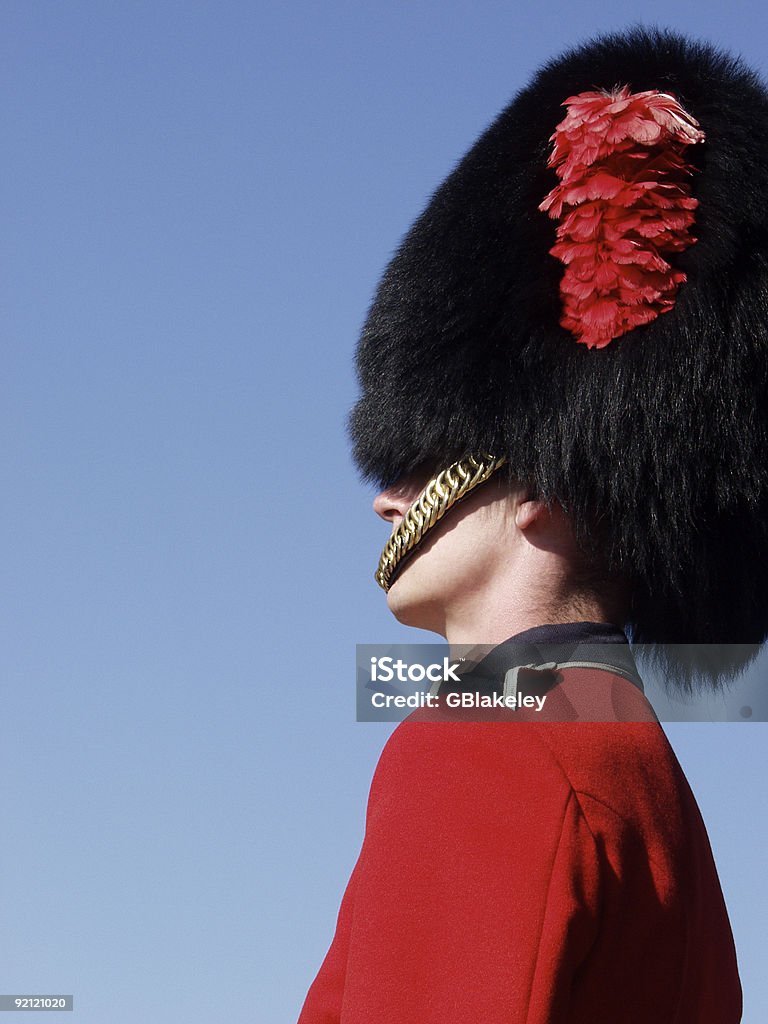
[350,28,768,684]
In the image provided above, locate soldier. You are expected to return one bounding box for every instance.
[298,27,767,1022]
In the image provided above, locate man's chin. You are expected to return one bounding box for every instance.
[385,568,415,622]
[385,563,443,633]
[386,591,419,627]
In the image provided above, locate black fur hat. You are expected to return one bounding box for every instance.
[350,28,768,680]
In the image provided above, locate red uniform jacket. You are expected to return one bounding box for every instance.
[299,651,742,1023]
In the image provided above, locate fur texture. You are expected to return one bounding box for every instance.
[350,28,768,684]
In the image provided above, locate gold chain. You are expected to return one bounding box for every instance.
[375,454,507,591]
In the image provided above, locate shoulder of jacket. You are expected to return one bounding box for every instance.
[368,718,576,813]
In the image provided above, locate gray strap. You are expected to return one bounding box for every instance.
[503,660,644,700]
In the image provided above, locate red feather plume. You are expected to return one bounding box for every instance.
[539,87,705,349]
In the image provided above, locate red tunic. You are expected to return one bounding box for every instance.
[299,667,742,1023]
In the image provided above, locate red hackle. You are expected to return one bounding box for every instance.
[539,87,705,349]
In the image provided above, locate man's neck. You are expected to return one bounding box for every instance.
[445,599,623,654]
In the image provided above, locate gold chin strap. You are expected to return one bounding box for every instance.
[375,453,507,591]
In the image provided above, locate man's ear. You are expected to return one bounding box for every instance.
[514,498,547,531]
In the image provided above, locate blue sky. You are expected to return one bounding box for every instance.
[2,2,767,1021]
